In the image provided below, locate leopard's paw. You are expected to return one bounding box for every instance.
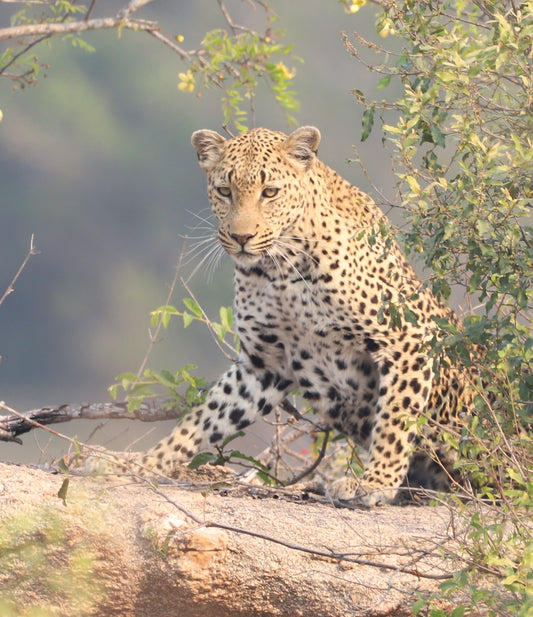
[84,450,138,475]
[328,476,397,507]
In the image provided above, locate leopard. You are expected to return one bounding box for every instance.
[89,125,476,506]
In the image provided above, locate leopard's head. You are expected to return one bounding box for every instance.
[191,126,321,264]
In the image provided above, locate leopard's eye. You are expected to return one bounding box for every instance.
[216,186,232,198]
[262,187,279,198]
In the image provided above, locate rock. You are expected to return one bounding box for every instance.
[0,462,461,617]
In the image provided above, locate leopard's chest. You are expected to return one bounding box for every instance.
[234,267,377,425]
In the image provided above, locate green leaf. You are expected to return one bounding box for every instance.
[108,383,119,400]
[402,307,419,326]
[188,452,217,469]
[361,105,375,142]
[153,371,177,389]
[405,175,421,194]
[213,322,227,341]
[219,306,233,330]
[183,298,203,318]
[57,458,70,474]
[376,75,391,91]
[228,450,271,472]
[57,478,69,506]
[182,311,195,328]
[221,431,246,448]
[429,124,445,147]
[475,219,491,236]
[151,305,179,328]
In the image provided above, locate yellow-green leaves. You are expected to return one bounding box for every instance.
[185,28,300,132]
[177,70,195,93]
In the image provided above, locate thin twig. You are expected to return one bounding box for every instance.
[180,277,238,361]
[148,480,458,581]
[217,0,237,35]
[145,28,191,61]
[135,244,187,380]
[85,0,97,21]
[0,234,38,307]
[284,429,331,486]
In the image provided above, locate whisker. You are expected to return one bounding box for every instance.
[275,237,318,264]
[269,243,315,295]
[186,209,217,227]
[265,247,284,280]
[186,242,226,283]
[183,235,219,266]
[204,245,226,281]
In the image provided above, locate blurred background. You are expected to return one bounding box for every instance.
[0,0,399,463]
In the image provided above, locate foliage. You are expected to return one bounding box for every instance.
[187,26,300,132]
[189,430,275,484]
[151,299,238,348]
[0,1,93,89]
[108,298,235,411]
[347,0,532,614]
[0,0,299,132]
[109,364,209,413]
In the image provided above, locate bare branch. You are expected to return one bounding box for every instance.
[0,234,38,307]
[0,16,155,42]
[0,0,158,42]
[146,28,190,61]
[0,397,186,443]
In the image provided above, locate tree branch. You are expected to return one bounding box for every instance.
[0,1,191,67]
[0,16,154,42]
[0,397,186,443]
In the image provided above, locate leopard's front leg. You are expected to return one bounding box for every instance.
[87,360,293,477]
[332,354,433,506]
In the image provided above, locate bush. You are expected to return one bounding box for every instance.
[346,1,532,614]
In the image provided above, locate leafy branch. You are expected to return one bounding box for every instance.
[0,0,299,130]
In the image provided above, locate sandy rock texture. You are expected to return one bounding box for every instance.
[0,461,461,616]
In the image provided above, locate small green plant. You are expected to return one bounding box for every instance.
[109,297,236,411]
[152,298,238,349]
[143,524,173,556]
[109,364,209,413]
[189,431,275,484]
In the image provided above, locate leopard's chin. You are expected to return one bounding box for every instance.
[230,251,264,265]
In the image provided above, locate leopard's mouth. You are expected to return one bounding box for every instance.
[223,235,272,263]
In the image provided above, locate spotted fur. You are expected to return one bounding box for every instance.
[95,126,475,505]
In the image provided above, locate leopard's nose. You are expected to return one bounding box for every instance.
[230,232,256,246]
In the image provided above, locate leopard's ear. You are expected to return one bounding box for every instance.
[283,126,321,170]
[191,130,226,171]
